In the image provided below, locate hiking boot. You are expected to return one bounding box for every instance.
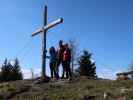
[68,77,72,81]
[61,76,64,79]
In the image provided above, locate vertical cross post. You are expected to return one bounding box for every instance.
[42,5,47,78]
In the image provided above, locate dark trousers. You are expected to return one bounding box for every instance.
[64,60,72,79]
[50,62,57,78]
[57,59,65,78]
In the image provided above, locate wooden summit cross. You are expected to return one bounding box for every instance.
[31,5,63,78]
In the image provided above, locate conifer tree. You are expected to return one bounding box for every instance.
[0,59,8,81]
[0,59,12,81]
[0,58,23,82]
[79,50,96,78]
[11,58,23,80]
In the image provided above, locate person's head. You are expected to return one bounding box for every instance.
[65,43,69,49]
[49,46,56,54]
[59,40,63,47]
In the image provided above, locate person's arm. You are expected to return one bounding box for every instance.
[69,49,72,61]
[56,48,59,58]
[46,56,50,59]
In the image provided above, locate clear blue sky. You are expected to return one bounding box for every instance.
[0,0,133,79]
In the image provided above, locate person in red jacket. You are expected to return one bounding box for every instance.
[63,43,72,79]
[57,40,66,79]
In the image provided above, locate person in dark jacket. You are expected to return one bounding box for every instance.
[57,40,66,79]
[49,46,58,79]
[63,43,72,79]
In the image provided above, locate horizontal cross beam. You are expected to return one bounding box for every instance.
[31,18,63,37]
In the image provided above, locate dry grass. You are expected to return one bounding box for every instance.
[0,79,133,100]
